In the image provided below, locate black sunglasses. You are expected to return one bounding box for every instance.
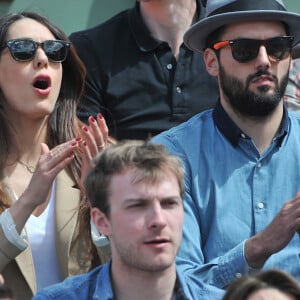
[213,36,294,63]
[2,38,70,63]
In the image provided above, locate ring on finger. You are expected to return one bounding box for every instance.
[48,151,53,160]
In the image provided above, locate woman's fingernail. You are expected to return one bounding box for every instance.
[97,113,103,119]
[90,116,96,123]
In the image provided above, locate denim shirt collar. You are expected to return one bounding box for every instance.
[93,261,114,300]
[213,99,288,147]
[128,0,203,52]
[92,260,193,300]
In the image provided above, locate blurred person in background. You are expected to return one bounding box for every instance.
[70,0,219,140]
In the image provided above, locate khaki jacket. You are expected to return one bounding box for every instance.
[0,170,91,300]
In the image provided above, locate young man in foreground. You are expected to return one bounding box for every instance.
[34,141,223,299]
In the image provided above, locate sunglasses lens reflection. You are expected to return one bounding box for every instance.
[6,39,69,62]
[231,37,293,63]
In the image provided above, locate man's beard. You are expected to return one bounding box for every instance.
[219,63,289,118]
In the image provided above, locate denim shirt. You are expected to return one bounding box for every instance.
[153,101,300,291]
[33,261,223,299]
[33,263,114,300]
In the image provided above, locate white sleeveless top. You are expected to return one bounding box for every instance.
[26,181,61,291]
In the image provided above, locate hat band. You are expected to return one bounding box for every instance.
[208,0,286,17]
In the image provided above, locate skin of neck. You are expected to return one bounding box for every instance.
[8,116,48,164]
[111,257,177,300]
[139,0,197,58]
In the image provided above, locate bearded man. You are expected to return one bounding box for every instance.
[153,0,300,297]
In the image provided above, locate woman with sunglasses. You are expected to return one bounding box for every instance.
[0,12,113,300]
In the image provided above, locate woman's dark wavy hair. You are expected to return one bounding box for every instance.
[223,269,300,300]
[0,12,102,267]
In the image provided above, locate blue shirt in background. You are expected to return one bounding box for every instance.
[153,101,300,291]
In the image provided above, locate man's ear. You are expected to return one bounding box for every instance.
[91,207,111,237]
[204,48,219,77]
